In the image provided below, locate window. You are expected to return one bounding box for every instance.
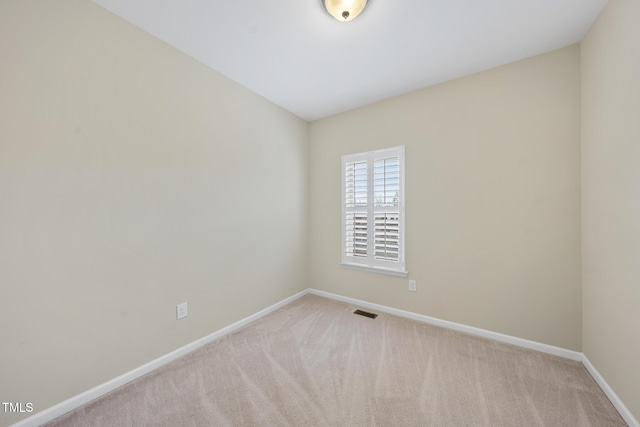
[342,146,406,276]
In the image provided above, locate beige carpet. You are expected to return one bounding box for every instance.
[44,294,625,426]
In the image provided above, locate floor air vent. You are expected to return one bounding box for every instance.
[353,309,378,319]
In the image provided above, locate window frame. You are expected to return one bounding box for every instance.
[341,146,407,277]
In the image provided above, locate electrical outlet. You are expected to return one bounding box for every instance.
[408,280,417,292]
[176,302,188,320]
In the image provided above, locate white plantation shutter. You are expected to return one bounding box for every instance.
[345,161,368,258]
[342,147,406,275]
[374,157,400,262]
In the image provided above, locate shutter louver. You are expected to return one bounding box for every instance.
[374,157,400,262]
[345,161,368,258]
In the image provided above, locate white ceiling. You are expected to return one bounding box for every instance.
[92,0,607,121]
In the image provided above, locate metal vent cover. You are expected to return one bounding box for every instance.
[353,309,378,319]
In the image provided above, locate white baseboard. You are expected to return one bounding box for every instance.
[581,355,639,427]
[12,288,638,427]
[308,289,582,360]
[308,288,638,426]
[10,289,309,427]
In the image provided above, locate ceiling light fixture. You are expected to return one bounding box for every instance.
[322,0,369,22]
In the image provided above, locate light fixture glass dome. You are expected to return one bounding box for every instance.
[323,0,369,22]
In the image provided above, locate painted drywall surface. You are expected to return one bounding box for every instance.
[581,0,640,421]
[0,0,308,425]
[310,46,582,351]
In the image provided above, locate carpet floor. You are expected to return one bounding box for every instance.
[44,294,625,426]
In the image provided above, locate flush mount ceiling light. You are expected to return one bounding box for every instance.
[323,0,369,22]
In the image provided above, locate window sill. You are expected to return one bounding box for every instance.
[341,262,408,277]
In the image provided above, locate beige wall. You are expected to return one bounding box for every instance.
[0,1,308,425]
[581,0,640,421]
[310,46,582,351]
